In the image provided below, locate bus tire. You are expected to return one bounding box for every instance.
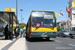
[46,37,50,40]
[70,35,73,39]
[26,34,27,38]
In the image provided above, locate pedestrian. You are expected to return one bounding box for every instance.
[16,26,19,39]
[23,26,26,37]
[4,25,9,39]
[8,31,12,40]
[20,27,23,38]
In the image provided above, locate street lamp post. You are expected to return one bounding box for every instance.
[20,9,23,23]
[16,0,18,26]
[22,18,24,23]
[16,0,18,18]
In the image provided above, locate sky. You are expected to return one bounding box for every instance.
[0,0,69,24]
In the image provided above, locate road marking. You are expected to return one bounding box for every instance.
[55,40,62,43]
[56,47,74,49]
[68,44,75,47]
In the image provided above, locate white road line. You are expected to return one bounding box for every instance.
[55,40,62,43]
[68,44,75,47]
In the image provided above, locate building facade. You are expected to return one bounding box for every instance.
[68,0,75,29]
[58,21,69,30]
[0,12,19,33]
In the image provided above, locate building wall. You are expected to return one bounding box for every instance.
[68,0,75,30]
[0,12,18,32]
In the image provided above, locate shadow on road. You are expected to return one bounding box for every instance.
[57,37,75,39]
[0,38,11,40]
[26,38,55,42]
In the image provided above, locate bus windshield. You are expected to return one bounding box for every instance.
[32,11,56,27]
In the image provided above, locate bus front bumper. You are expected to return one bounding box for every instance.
[30,32,56,38]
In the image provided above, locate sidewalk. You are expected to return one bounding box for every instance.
[8,38,27,50]
[0,37,27,50]
[0,39,13,50]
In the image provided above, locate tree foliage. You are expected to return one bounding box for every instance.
[57,24,60,31]
[18,23,26,28]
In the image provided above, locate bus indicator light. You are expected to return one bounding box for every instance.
[31,33,32,34]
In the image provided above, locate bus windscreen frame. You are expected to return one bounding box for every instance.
[32,11,56,27]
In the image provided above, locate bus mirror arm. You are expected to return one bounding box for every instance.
[35,27,40,30]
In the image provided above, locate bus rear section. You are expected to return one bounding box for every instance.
[26,10,57,40]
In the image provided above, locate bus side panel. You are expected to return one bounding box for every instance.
[26,17,31,38]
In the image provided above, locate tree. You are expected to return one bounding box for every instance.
[19,23,26,28]
[57,24,60,31]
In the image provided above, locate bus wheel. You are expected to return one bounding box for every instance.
[70,34,73,39]
[26,35,28,38]
[46,37,50,40]
[70,35,73,39]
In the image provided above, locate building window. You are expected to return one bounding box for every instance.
[74,14,75,18]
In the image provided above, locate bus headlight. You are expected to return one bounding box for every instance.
[33,29,36,31]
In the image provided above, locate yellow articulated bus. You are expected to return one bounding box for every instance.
[26,10,57,40]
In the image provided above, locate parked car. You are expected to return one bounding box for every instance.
[63,31,70,37]
[56,30,70,37]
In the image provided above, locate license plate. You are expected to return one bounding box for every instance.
[41,35,47,37]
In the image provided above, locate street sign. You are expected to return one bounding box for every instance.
[11,8,16,12]
[5,8,10,12]
[13,24,17,27]
[5,8,16,12]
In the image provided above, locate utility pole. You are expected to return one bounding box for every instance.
[20,9,23,23]
[22,18,24,23]
[16,0,18,24]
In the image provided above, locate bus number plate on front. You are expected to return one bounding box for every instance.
[41,35,47,37]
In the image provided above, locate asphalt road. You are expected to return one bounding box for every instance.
[26,37,75,50]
